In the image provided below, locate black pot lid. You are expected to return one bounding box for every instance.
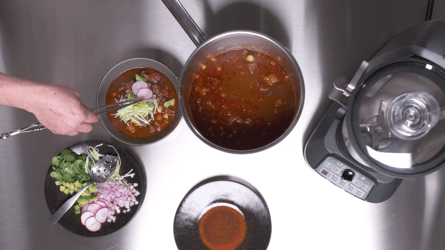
[350,59,445,176]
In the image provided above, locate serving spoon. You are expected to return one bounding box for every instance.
[49,155,119,225]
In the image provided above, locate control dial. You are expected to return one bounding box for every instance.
[342,169,355,181]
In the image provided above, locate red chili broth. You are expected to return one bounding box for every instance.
[189,49,298,150]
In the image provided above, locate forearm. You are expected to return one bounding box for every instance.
[0,72,47,113]
[0,72,98,135]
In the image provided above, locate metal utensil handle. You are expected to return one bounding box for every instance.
[162,0,207,46]
[19,122,46,133]
[48,182,92,225]
[0,122,46,139]
[1,98,143,139]
[90,98,142,114]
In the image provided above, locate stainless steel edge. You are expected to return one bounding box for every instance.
[0,0,444,250]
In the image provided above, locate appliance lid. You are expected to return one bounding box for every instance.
[349,59,445,177]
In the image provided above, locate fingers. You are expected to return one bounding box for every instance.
[67,106,97,134]
[66,131,79,136]
[36,84,99,135]
[83,109,100,124]
[77,122,94,133]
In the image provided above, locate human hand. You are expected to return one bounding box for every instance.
[28,84,99,136]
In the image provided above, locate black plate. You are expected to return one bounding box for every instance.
[174,176,271,250]
[44,140,146,237]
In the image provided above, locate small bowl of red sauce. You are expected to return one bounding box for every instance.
[199,203,247,250]
[97,58,182,145]
[174,176,271,250]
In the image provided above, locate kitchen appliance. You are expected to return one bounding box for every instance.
[304,20,445,203]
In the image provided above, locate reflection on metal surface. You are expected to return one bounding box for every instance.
[0,0,444,250]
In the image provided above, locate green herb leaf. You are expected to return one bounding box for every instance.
[51,156,62,166]
[64,153,77,163]
[60,149,72,157]
[74,204,81,214]
[50,149,91,189]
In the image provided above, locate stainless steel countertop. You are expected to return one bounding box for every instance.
[1,0,445,249]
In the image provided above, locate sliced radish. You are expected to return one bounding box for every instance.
[135,87,148,95]
[132,80,148,94]
[85,217,102,232]
[81,211,95,226]
[81,204,90,214]
[95,208,109,223]
[87,203,102,214]
[94,200,107,208]
[96,198,108,205]
[136,88,153,100]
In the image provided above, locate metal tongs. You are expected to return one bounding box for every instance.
[0,98,142,139]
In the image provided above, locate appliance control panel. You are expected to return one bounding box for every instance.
[316,156,375,200]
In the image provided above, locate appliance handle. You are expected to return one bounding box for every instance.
[347,60,369,92]
[328,60,369,107]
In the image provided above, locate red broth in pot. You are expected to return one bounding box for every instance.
[189,48,298,150]
[105,67,178,139]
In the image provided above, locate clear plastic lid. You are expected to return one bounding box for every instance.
[355,62,445,170]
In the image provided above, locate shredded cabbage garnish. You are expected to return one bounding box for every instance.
[112,94,157,127]
[84,144,121,178]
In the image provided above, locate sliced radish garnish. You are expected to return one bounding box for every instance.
[95,208,109,223]
[81,211,95,226]
[94,200,107,208]
[96,198,108,205]
[85,217,102,232]
[87,203,102,214]
[81,204,90,214]
[132,80,148,94]
[136,88,153,100]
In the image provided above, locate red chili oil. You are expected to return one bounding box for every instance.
[199,205,247,250]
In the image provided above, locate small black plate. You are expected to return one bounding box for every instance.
[173,176,271,250]
[44,140,146,237]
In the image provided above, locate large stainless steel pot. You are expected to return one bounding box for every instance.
[162,0,305,154]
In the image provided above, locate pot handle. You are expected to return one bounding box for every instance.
[162,0,207,47]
